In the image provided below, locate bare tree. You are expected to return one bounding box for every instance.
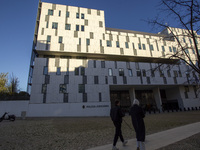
[149,0,200,75]
[8,73,19,93]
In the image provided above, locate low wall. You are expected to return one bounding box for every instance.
[0,101,29,117]
[0,101,110,117]
[27,102,110,117]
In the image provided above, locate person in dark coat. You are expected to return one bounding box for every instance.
[110,100,128,150]
[130,99,146,150]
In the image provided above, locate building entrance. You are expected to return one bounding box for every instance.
[110,91,131,113]
[135,90,157,112]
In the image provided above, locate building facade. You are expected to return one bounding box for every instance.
[27,1,200,117]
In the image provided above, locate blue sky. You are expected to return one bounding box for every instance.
[0,0,161,92]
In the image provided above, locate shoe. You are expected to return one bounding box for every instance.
[136,147,140,150]
[123,140,128,146]
[112,146,119,150]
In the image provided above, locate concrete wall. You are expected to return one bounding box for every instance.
[0,101,110,117]
[28,102,110,117]
[0,101,29,117]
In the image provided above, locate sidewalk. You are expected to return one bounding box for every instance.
[87,122,200,150]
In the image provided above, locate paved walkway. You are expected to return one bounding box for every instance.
[87,122,200,150]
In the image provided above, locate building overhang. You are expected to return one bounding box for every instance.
[34,50,179,64]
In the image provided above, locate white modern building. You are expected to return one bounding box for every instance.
[26,1,200,117]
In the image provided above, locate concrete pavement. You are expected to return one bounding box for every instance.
[87,122,200,150]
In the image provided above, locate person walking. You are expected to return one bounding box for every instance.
[130,99,146,150]
[110,100,128,150]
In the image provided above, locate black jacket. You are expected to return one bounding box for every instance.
[130,104,145,141]
[110,106,125,123]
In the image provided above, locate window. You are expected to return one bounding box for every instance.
[76,25,79,31]
[99,21,103,27]
[192,49,195,54]
[86,39,90,45]
[75,67,79,75]
[93,60,96,68]
[142,69,146,77]
[193,86,198,98]
[58,36,63,43]
[162,46,165,52]
[138,43,142,50]
[183,38,186,43]
[119,68,124,76]
[101,61,105,68]
[185,49,189,54]
[47,35,51,42]
[173,47,176,53]
[76,13,79,18]
[125,42,129,48]
[120,48,124,55]
[80,67,85,76]
[59,11,61,16]
[113,76,117,84]
[189,38,192,44]
[169,46,172,52]
[46,22,49,28]
[105,76,108,84]
[99,93,102,102]
[43,66,48,75]
[48,9,53,15]
[137,70,141,76]
[159,70,164,77]
[59,84,67,93]
[167,70,171,77]
[97,10,101,16]
[128,69,133,77]
[52,22,58,29]
[107,40,112,47]
[81,13,84,19]
[94,76,99,84]
[42,84,47,93]
[81,25,84,31]
[173,70,178,77]
[100,40,102,46]
[115,61,117,69]
[79,84,85,93]
[56,67,61,75]
[132,43,135,49]
[150,45,154,51]
[65,24,71,30]
[66,11,70,17]
[108,68,113,76]
[142,44,146,50]
[116,41,120,48]
[79,38,81,45]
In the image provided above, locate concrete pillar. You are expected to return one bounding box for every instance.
[153,87,162,112]
[129,88,136,105]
